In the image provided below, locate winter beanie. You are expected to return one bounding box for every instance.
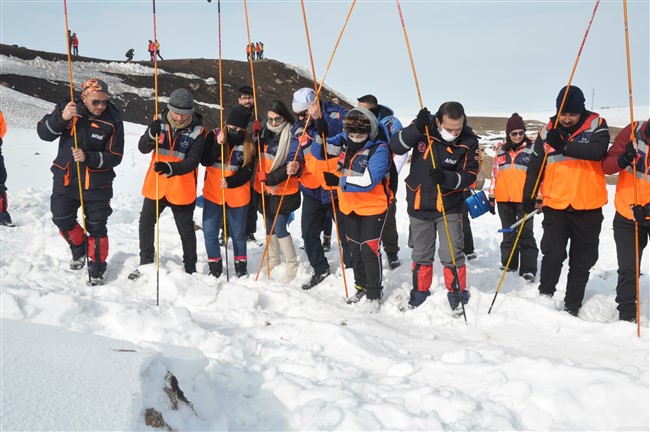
[292,88,316,113]
[226,105,252,129]
[556,85,585,114]
[506,113,526,134]
[81,78,109,97]
[344,106,378,140]
[168,88,194,115]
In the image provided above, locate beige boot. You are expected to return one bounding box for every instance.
[266,234,281,275]
[278,234,298,283]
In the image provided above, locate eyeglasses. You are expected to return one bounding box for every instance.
[267,116,285,125]
[90,99,109,107]
[239,95,253,101]
[509,131,525,137]
[295,110,308,119]
[227,125,245,133]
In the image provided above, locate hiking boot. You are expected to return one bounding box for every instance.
[128,269,142,281]
[88,261,107,286]
[70,255,86,270]
[465,252,477,261]
[387,253,401,269]
[564,307,579,317]
[208,260,222,278]
[322,236,331,252]
[302,269,330,290]
[408,289,430,308]
[234,259,247,278]
[447,290,470,311]
[620,315,637,323]
[347,285,366,304]
[246,233,257,243]
[185,263,197,274]
[521,273,535,283]
[539,291,553,299]
[499,265,517,272]
[0,212,14,227]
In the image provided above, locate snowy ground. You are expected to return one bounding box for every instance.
[1,87,649,430]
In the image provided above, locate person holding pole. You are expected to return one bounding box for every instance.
[602,118,650,323]
[36,78,124,285]
[254,100,303,283]
[389,102,479,311]
[201,105,256,279]
[488,113,539,282]
[522,85,610,317]
[129,88,206,279]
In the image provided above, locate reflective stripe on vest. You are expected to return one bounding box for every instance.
[203,144,250,207]
[494,145,533,203]
[337,144,391,216]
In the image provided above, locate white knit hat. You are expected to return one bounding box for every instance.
[292,87,316,113]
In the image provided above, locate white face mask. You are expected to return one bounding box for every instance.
[348,133,369,143]
[439,128,458,142]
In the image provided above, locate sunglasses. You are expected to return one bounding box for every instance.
[295,110,308,119]
[267,116,285,125]
[509,131,525,137]
[227,125,245,133]
[90,99,109,107]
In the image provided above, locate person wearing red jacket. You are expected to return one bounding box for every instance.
[489,113,539,282]
[602,118,650,323]
[71,33,79,56]
[36,78,124,285]
[0,110,13,227]
[523,85,610,317]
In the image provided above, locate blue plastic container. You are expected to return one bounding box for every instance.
[465,189,490,219]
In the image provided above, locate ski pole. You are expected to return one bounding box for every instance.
[63,0,91,286]
[497,211,537,233]
[622,0,640,336]
[488,0,601,314]
[396,0,466,323]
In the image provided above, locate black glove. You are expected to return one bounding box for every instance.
[522,196,536,214]
[316,118,329,137]
[631,204,650,222]
[153,161,172,176]
[488,197,496,215]
[618,141,637,169]
[205,129,216,146]
[428,168,446,185]
[0,137,3,148]
[414,107,431,134]
[545,129,567,153]
[323,171,339,187]
[149,120,162,138]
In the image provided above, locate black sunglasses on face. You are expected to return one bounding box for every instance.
[295,111,308,119]
[509,131,525,137]
[90,99,109,107]
[268,116,285,125]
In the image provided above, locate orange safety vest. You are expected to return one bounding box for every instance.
[203,143,251,208]
[615,121,650,221]
[539,113,608,210]
[296,128,340,190]
[336,143,392,216]
[0,111,7,139]
[494,143,534,203]
[253,143,300,196]
[142,121,203,205]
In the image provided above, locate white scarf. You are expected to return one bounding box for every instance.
[267,121,292,173]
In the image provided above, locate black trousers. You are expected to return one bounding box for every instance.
[613,212,650,320]
[138,197,196,266]
[381,201,399,255]
[539,208,603,310]
[497,201,538,275]
[301,194,350,274]
[50,191,112,237]
[246,181,258,235]
[344,211,386,299]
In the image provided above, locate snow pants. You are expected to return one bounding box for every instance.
[613,212,650,321]
[497,201,538,275]
[381,201,400,256]
[343,211,386,300]
[539,208,603,311]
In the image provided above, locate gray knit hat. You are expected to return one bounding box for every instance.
[168,88,194,115]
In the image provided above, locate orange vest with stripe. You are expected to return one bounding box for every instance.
[204,143,250,207]
[615,121,650,221]
[142,121,203,205]
[253,137,300,196]
[494,143,534,203]
[539,114,608,210]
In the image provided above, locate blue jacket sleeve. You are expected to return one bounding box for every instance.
[341,144,390,192]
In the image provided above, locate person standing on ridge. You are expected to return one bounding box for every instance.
[129,88,206,279]
[602,118,650,323]
[389,102,479,312]
[0,111,13,227]
[71,33,79,56]
[148,40,155,61]
[488,113,539,282]
[36,78,124,285]
[522,85,610,317]
[155,40,163,61]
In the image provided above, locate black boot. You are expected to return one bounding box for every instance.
[69,243,87,270]
[185,263,197,274]
[302,269,331,290]
[88,261,107,286]
[209,260,222,278]
[234,259,247,278]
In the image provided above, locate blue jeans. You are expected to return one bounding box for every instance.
[266,213,291,238]
[203,198,248,260]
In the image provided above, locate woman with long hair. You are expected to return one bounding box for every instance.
[202,105,256,278]
[254,100,303,283]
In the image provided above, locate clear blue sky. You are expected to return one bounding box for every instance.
[1,0,649,119]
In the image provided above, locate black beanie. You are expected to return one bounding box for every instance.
[506,113,526,134]
[556,85,585,114]
[226,105,252,129]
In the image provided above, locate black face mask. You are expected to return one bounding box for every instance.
[227,130,245,143]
